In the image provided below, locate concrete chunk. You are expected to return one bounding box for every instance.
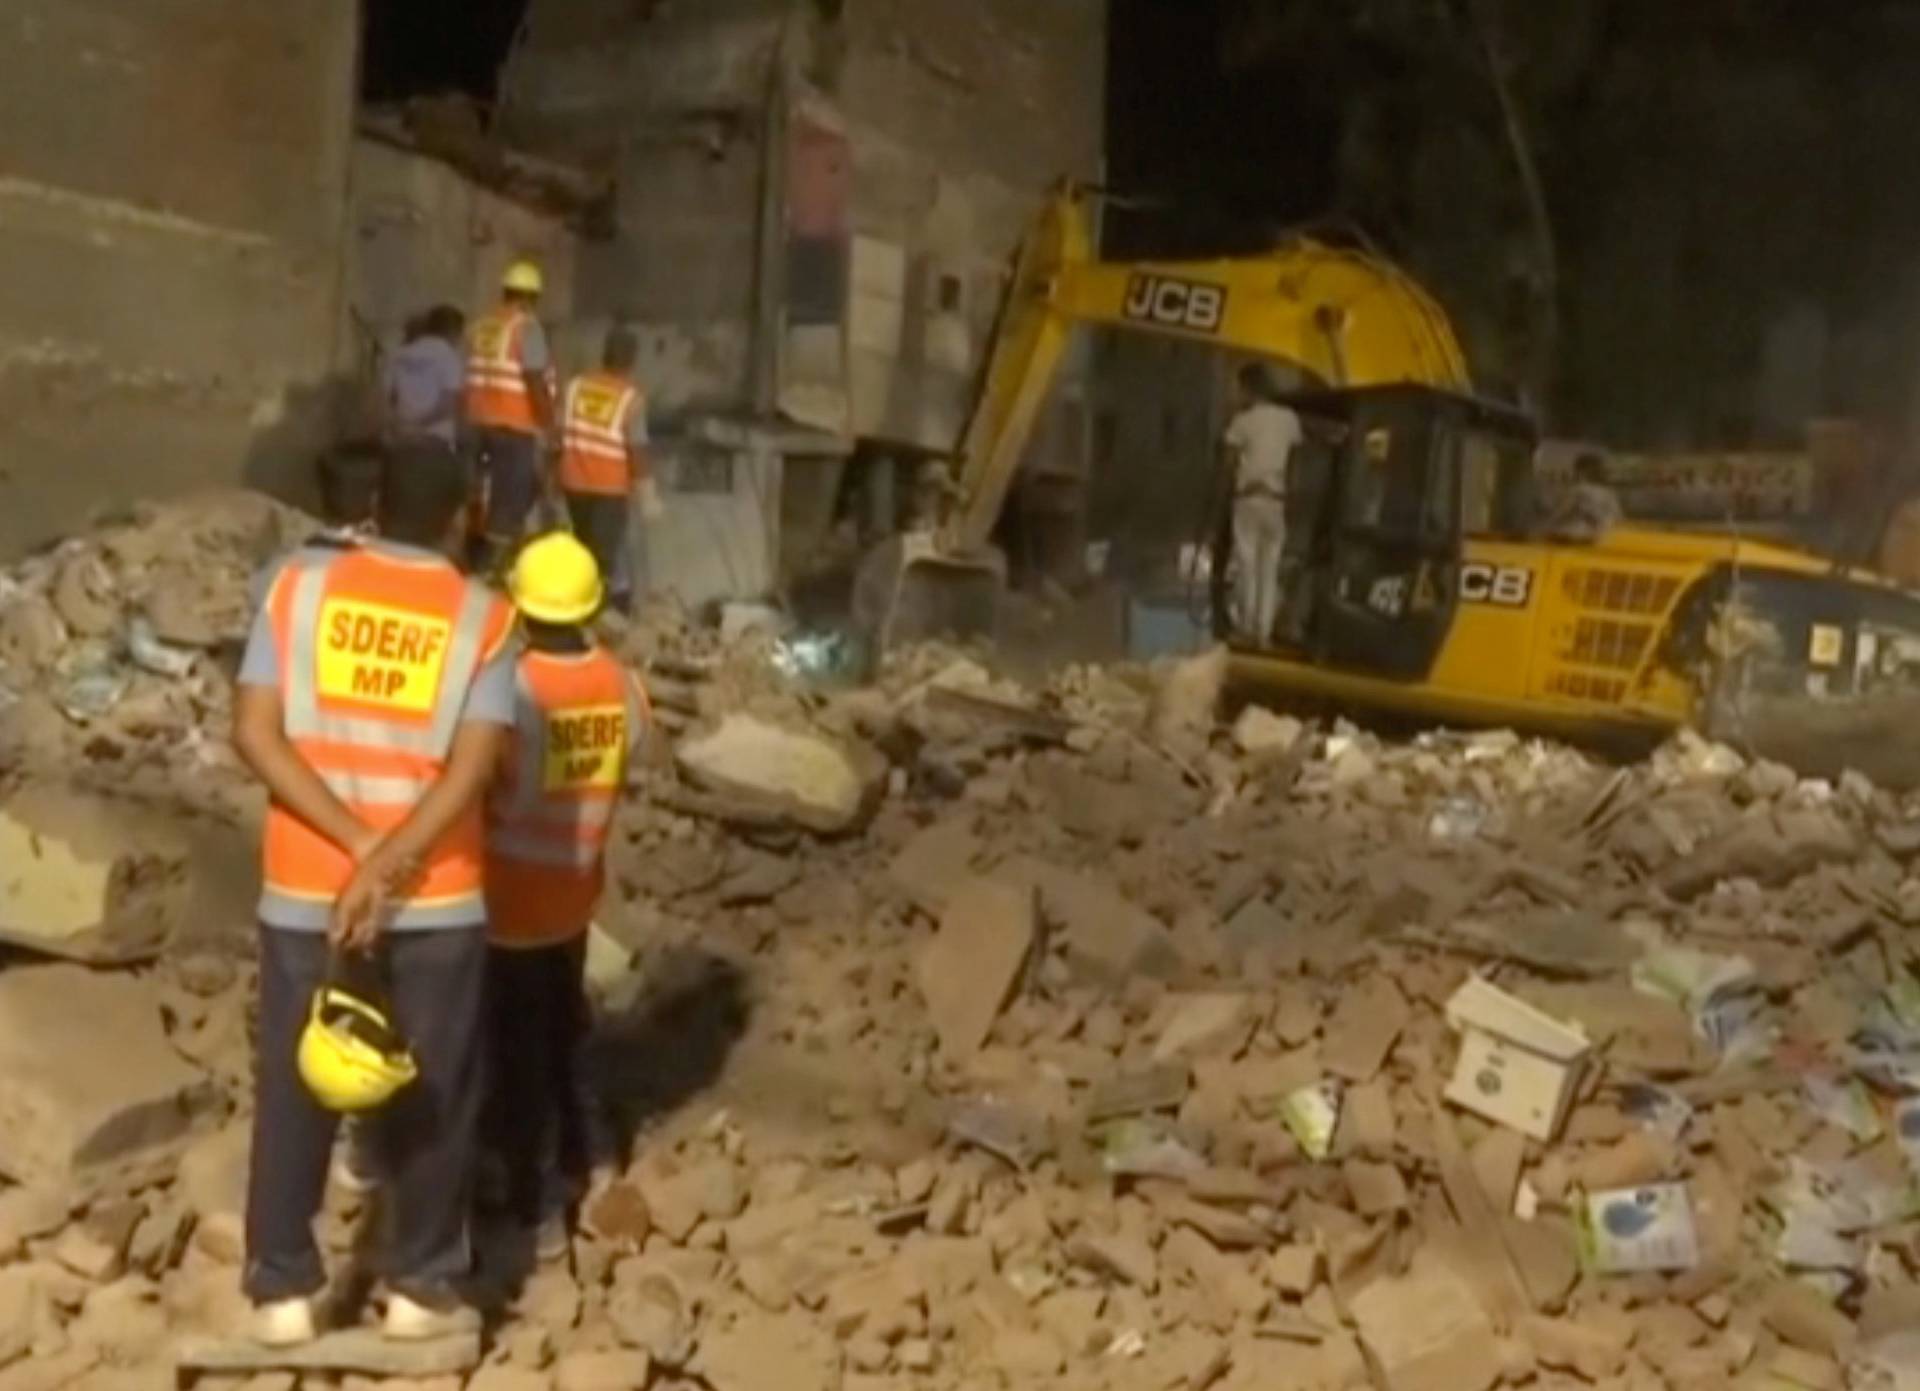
[886,816,980,915]
[917,877,1035,1059]
[0,965,219,1192]
[676,714,884,834]
[0,787,191,964]
[696,1311,835,1391]
[1350,1252,1501,1391]
[1011,859,1179,984]
[1152,992,1259,1062]
[1322,976,1410,1083]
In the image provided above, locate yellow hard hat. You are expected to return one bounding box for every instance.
[297,985,418,1113]
[509,531,604,624]
[502,259,545,296]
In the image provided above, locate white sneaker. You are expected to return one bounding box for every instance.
[251,1297,317,1347]
[383,1292,481,1342]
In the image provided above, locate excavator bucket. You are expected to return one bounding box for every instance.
[1690,567,1920,789]
[852,533,1006,652]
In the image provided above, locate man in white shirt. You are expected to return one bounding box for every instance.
[1223,363,1304,644]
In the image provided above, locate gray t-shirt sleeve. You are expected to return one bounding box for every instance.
[626,399,650,449]
[462,647,517,726]
[237,605,280,687]
[518,320,550,374]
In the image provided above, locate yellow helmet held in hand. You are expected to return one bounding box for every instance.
[510,531,604,624]
[502,259,545,296]
[297,985,418,1113]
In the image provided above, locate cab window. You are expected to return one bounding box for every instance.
[1459,427,1535,537]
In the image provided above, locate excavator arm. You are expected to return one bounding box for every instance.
[859,181,1475,649]
[941,182,1471,556]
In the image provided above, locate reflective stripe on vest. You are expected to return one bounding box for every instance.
[262,549,507,930]
[485,648,644,946]
[465,308,536,432]
[558,374,639,495]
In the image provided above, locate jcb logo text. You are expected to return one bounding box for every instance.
[1123,275,1227,333]
[1459,563,1533,608]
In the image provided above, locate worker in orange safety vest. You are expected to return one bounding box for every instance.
[232,446,516,1347]
[557,326,664,615]
[481,531,649,1260]
[465,260,557,567]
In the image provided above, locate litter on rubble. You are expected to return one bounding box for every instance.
[1096,1118,1207,1179]
[1426,793,1489,842]
[1804,1071,1885,1143]
[125,616,195,678]
[1444,976,1591,1141]
[1279,1082,1340,1161]
[1579,1183,1700,1273]
[52,643,130,722]
[1618,1081,1694,1144]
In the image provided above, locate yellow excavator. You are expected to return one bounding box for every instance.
[859,183,1920,784]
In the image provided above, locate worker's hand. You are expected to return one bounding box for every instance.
[345,824,386,866]
[638,478,666,522]
[330,861,389,953]
[329,844,418,952]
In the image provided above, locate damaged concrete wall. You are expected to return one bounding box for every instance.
[345,137,580,391]
[0,0,358,556]
[498,0,1104,456]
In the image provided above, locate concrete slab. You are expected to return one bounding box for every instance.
[174,1329,481,1376]
[0,785,192,964]
[917,876,1035,1059]
[676,715,884,834]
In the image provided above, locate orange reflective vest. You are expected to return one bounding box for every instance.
[260,544,514,930]
[558,372,644,496]
[465,307,539,433]
[485,646,649,948]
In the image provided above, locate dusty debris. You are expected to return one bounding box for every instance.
[0,492,1908,1389]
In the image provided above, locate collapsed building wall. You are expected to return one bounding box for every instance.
[0,0,358,556]
[496,0,1106,593]
[345,136,581,384]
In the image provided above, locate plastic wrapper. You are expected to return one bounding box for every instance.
[1279,1082,1340,1161]
[1579,1184,1699,1273]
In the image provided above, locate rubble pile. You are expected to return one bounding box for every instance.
[0,490,312,824]
[3,495,1920,1390]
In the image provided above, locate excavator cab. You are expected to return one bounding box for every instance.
[1217,384,1538,682]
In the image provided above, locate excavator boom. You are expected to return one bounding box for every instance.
[861,182,1477,648]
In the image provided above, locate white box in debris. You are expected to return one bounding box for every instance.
[1443,975,1591,1141]
[1579,1183,1700,1273]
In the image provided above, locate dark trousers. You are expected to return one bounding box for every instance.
[470,427,542,549]
[244,926,487,1304]
[564,491,640,612]
[482,938,589,1225]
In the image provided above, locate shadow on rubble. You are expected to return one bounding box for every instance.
[588,945,752,1161]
